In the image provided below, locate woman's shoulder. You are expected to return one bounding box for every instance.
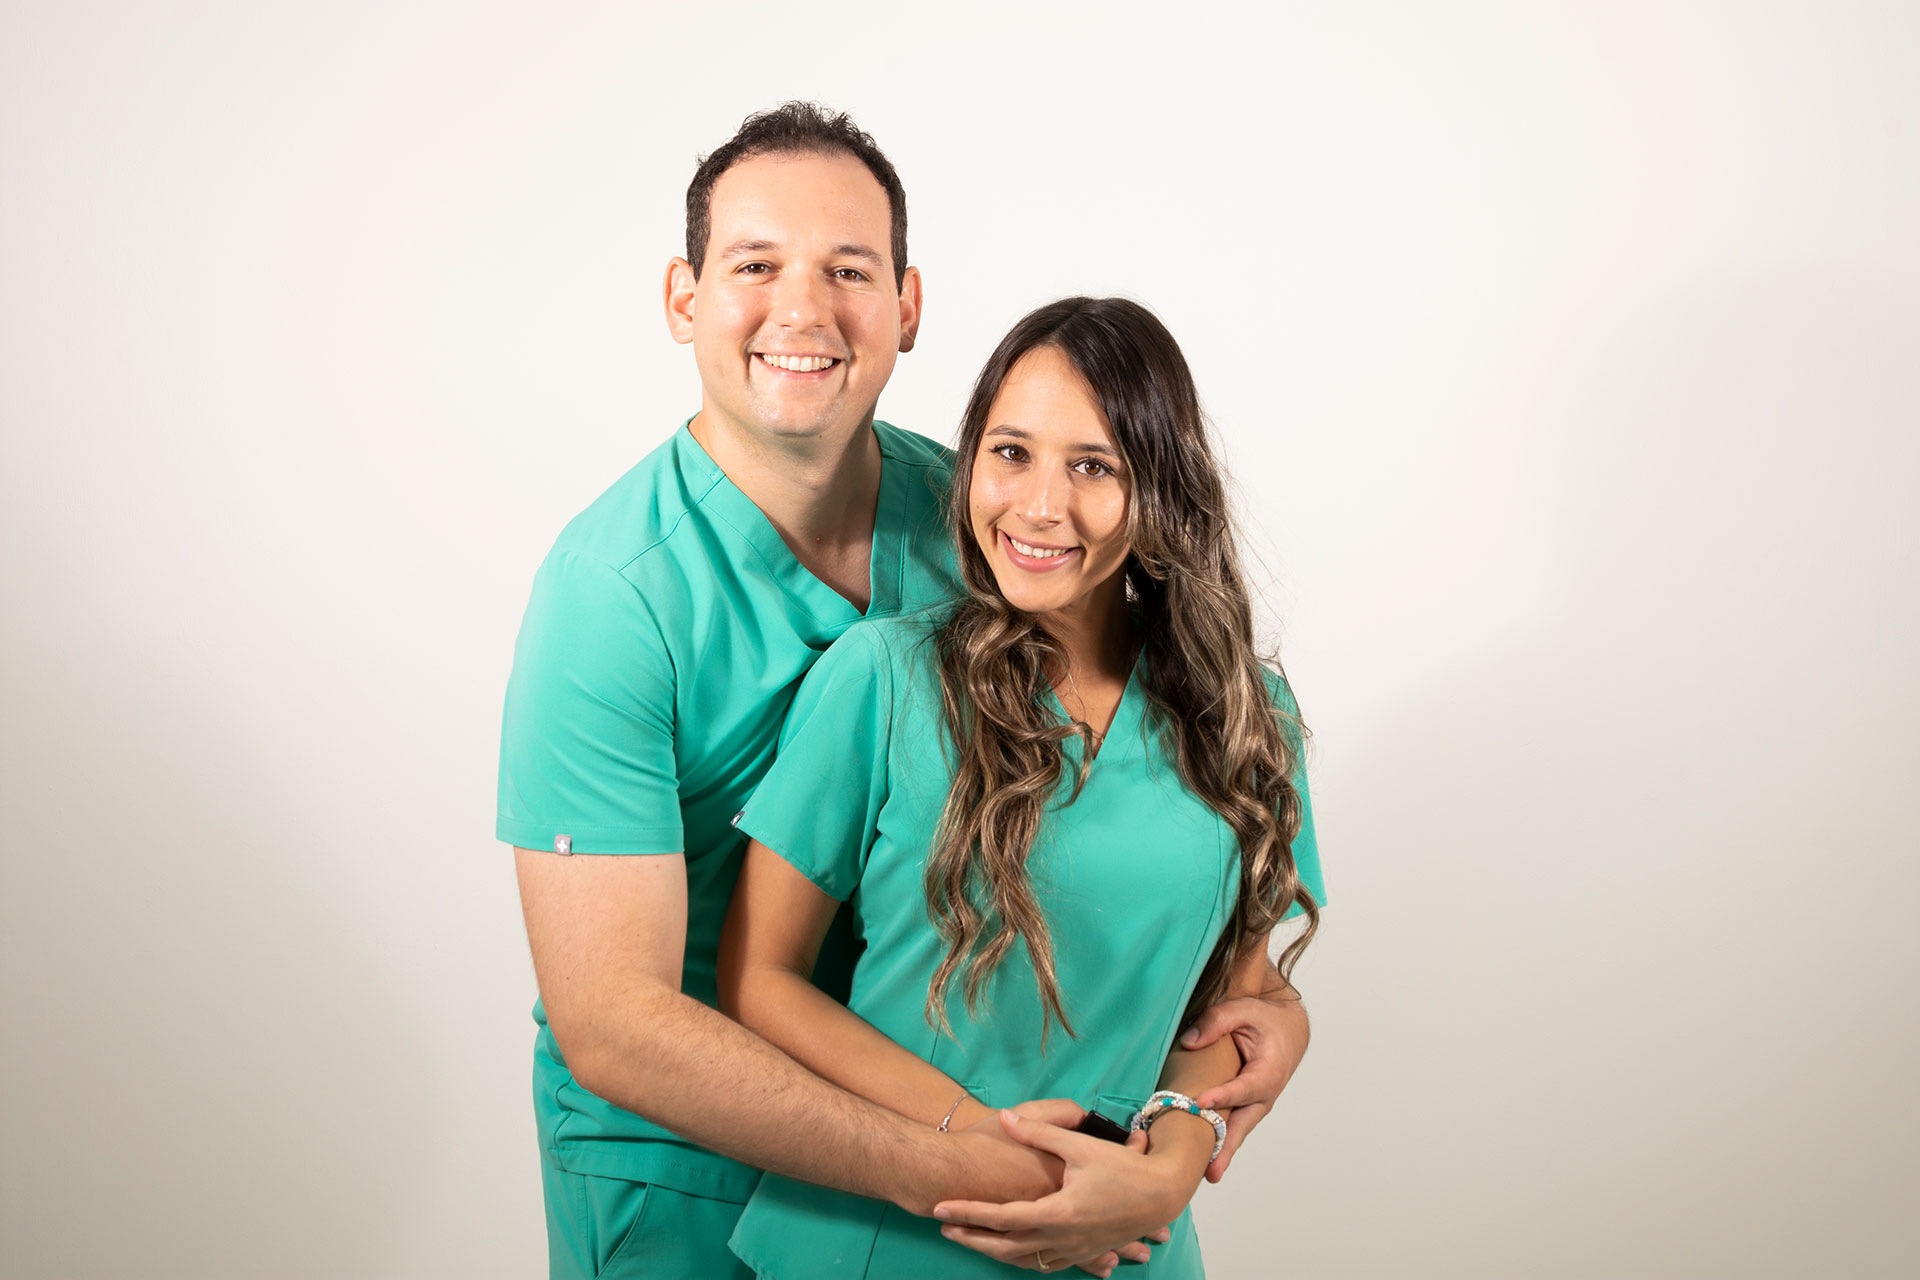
[812,612,952,735]
[1258,663,1310,759]
[836,606,952,671]
[1259,663,1297,711]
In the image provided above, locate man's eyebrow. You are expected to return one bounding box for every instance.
[714,239,885,268]
[715,238,778,259]
[985,425,1121,458]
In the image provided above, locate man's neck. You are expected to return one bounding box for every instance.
[689,407,883,609]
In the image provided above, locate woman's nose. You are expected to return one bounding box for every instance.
[1017,468,1066,525]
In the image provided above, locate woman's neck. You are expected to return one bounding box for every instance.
[1037,570,1133,688]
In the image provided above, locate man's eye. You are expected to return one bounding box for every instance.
[834,268,869,282]
[737,262,771,275]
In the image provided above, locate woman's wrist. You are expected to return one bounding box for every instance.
[1144,1111,1219,1183]
[944,1097,997,1133]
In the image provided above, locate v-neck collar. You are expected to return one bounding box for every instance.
[674,419,911,630]
[1048,650,1147,769]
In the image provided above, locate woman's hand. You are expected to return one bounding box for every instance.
[934,1107,1191,1278]
[942,1101,1070,1207]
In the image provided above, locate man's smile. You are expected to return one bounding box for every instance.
[753,352,842,374]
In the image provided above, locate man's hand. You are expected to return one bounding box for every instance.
[946,1101,1070,1206]
[934,1107,1186,1278]
[1178,983,1311,1181]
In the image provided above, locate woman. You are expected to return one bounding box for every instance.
[716,297,1324,1278]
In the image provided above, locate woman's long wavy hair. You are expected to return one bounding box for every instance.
[924,296,1319,1045]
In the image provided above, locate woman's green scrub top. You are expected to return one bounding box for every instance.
[729,615,1325,1279]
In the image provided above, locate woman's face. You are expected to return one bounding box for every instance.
[968,345,1133,619]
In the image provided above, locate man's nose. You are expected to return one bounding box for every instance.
[771,267,830,329]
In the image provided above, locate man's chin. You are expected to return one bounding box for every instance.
[740,399,875,444]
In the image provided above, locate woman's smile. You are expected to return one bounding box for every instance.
[998,529,1082,571]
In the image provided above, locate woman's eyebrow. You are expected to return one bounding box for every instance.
[986,425,1120,459]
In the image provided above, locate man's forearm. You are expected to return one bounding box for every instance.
[561,981,1029,1215]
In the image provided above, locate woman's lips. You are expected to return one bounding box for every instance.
[999,528,1080,572]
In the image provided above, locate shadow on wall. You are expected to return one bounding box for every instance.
[1195,272,1920,1278]
[1,617,422,1278]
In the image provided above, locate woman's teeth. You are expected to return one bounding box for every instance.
[1008,535,1071,560]
[758,354,839,372]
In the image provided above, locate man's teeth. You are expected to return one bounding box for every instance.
[1008,536,1071,560]
[759,354,839,372]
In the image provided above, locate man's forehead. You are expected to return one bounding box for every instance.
[707,151,890,232]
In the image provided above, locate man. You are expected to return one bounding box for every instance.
[499,103,1309,1279]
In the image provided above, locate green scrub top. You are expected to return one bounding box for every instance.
[497,420,961,1200]
[728,615,1325,1279]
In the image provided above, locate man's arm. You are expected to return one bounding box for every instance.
[1177,955,1311,1180]
[515,846,1055,1217]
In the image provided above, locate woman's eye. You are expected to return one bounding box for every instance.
[1077,459,1111,477]
[991,444,1025,462]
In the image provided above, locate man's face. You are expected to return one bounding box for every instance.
[668,151,920,448]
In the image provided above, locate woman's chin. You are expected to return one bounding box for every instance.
[989,576,1067,617]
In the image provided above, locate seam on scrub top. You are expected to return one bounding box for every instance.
[1158,820,1235,1057]
[610,467,727,576]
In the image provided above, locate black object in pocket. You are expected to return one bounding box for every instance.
[1073,1109,1132,1144]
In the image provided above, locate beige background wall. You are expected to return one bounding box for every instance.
[4,2,1916,1276]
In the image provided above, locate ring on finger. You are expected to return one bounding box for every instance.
[1034,1251,1051,1272]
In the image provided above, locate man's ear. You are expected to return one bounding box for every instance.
[664,257,698,344]
[896,265,924,354]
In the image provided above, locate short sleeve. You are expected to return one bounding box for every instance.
[735,625,894,901]
[1265,668,1327,914]
[496,550,684,855]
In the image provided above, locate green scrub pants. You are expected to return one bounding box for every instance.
[541,1159,753,1279]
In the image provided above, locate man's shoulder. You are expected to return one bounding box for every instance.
[873,420,956,473]
[545,427,718,581]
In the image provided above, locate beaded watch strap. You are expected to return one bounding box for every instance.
[1129,1089,1227,1163]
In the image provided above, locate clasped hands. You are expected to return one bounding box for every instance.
[931,991,1299,1277]
[941,1099,1182,1278]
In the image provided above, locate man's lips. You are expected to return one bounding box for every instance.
[999,528,1080,571]
[753,352,842,375]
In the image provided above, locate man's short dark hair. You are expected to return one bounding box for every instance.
[685,102,908,288]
